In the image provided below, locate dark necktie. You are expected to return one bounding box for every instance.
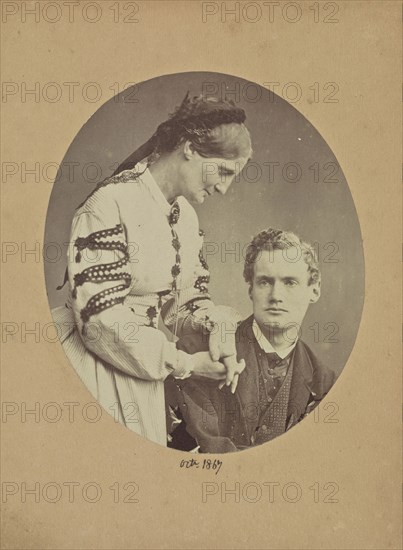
[265,352,289,377]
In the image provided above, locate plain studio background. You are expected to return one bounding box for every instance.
[44,71,364,377]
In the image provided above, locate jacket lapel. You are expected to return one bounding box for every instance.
[234,318,331,435]
[234,316,262,436]
[288,340,315,420]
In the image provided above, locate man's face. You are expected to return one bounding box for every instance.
[250,248,320,337]
[179,147,249,204]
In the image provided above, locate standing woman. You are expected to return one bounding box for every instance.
[53,93,252,446]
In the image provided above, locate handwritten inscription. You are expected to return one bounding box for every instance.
[179,458,222,475]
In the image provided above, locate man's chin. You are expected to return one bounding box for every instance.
[258,318,288,332]
[264,322,285,331]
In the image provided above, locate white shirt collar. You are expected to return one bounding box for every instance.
[252,319,298,359]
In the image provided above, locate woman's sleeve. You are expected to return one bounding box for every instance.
[67,189,194,381]
[161,228,242,343]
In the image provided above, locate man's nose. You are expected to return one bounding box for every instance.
[268,282,283,302]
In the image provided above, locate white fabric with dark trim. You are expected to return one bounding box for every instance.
[52,163,232,445]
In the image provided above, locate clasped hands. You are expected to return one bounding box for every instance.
[191,307,245,393]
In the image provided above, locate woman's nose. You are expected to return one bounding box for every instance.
[214,182,230,195]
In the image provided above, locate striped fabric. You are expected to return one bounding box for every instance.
[52,164,229,446]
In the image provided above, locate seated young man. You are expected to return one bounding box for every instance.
[166,228,337,453]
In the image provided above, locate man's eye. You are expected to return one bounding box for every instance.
[285,280,298,287]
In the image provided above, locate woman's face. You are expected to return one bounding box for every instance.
[179,145,249,204]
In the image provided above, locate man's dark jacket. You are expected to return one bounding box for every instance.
[166,315,336,453]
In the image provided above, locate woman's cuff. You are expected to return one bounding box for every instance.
[188,304,242,333]
[205,305,243,329]
[171,349,195,380]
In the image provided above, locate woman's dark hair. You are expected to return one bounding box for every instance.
[75,93,251,213]
[114,92,252,174]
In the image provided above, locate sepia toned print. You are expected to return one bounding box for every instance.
[44,73,364,452]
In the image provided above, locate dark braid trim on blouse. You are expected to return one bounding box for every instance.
[185,301,200,314]
[194,275,210,293]
[194,227,209,291]
[198,249,209,271]
[75,168,147,211]
[72,224,132,334]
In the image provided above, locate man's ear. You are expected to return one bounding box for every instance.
[183,140,195,161]
[309,281,321,303]
[248,285,253,300]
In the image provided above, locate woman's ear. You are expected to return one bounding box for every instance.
[183,140,195,160]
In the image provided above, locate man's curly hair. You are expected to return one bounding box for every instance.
[243,228,320,287]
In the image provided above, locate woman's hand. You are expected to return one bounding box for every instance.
[192,352,227,380]
[205,306,246,394]
[218,355,245,394]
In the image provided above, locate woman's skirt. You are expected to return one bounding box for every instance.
[52,305,168,446]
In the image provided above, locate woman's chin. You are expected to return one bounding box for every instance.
[191,194,206,205]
